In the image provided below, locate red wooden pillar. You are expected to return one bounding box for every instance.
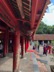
[13,31,20,72]
[25,39,30,52]
[3,30,9,57]
[20,36,25,58]
[25,39,28,52]
[27,40,29,50]
[23,38,25,57]
[6,31,9,53]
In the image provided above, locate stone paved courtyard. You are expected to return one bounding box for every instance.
[0,45,53,72]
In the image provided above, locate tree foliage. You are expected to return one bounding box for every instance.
[36,21,54,34]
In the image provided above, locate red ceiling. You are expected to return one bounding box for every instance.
[0,0,50,36]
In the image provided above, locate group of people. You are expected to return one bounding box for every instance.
[32,43,52,56]
[43,44,52,55]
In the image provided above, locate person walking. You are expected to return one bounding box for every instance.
[43,44,47,55]
[48,44,52,54]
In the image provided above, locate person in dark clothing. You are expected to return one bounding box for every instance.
[33,46,35,50]
[43,44,47,55]
[38,45,39,52]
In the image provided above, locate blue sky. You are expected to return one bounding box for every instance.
[42,0,54,26]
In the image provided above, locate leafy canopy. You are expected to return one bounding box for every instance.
[36,21,54,34]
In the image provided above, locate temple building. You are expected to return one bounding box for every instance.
[0,0,50,72]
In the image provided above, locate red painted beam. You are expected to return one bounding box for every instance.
[16,18,29,23]
[0,26,6,30]
[25,40,29,52]
[2,0,16,22]
[31,0,39,28]
[0,10,15,29]
[0,6,15,29]
[0,18,14,29]
[0,10,14,28]
[0,0,1,2]
[0,0,17,28]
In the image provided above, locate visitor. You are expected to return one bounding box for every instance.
[48,44,52,54]
[33,46,35,50]
[43,44,47,55]
[38,45,40,52]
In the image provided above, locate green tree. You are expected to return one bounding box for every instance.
[46,26,52,34]
[36,22,44,34]
[36,21,54,34]
[51,25,54,34]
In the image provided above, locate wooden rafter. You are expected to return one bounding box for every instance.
[16,0,25,19]
[22,1,29,6]
[0,0,17,30]
[12,1,17,7]
[35,0,50,32]
[23,6,30,11]
[24,13,30,16]
[13,5,18,9]
[24,10,30,14]
[16,18,29,23]
[2,0,16,21]
[12,0,16,3]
